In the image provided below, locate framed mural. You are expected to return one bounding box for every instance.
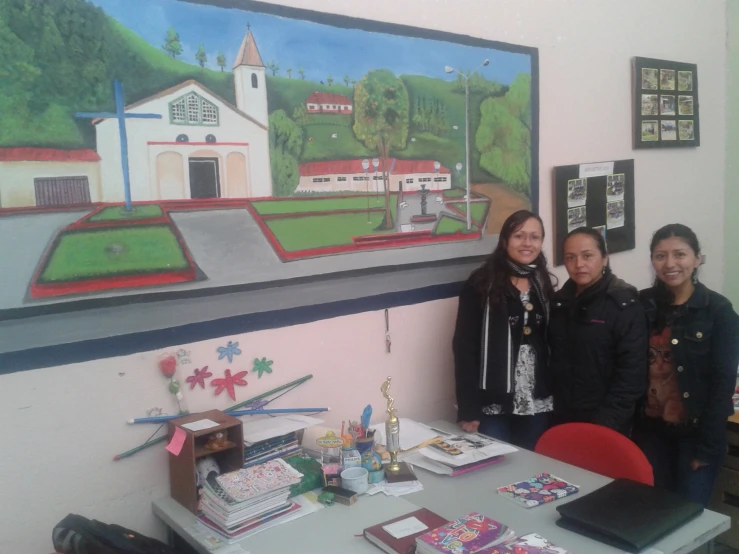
[633,56,699,148]
[0,0,539,342]
[553,160,635,266]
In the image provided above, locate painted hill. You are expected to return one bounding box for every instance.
[0,0,232,148]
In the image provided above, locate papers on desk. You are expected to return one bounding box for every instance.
[241,415,323,445]
[367,479,424,497]
[369,419,441,451]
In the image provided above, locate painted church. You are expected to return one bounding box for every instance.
[0,29,272,208]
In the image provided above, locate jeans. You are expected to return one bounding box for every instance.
[478,412,551,451]
[633,427,723,507]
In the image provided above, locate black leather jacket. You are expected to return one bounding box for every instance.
[640,283,739,461]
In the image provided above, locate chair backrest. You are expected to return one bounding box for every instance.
[534,423,654,485]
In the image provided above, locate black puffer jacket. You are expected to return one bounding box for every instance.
[548,271,648,433]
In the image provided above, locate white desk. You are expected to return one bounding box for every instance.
[153,420,730,554]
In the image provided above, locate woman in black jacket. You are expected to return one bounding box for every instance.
[633,224,739,506]
[452,210,556,450]
[548,227,647,434]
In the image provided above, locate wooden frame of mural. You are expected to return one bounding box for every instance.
[0,0,538,370]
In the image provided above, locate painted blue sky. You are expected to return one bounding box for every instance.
[91,0,530,85]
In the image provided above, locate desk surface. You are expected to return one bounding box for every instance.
[153,420,730,554]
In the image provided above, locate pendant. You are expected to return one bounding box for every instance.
[525,303,534,311]
[523,326,532,336]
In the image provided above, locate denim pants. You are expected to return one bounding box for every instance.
[478,412,551,451]
[634,427,724,507]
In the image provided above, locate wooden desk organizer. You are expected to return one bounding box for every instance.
[168,409,244,514]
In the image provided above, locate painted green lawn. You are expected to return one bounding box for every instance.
[88,205,164,222]
[451,201,489,223]
[252,195,392,215]
[301,124,374,161]
[267,76,353,115]
[39,226,189,282]
[435,215,478,235]
[443,188,466,198]
[265,211,393,251]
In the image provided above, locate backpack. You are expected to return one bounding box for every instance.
[52,514,180,554]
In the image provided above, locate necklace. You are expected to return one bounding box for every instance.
[649,371,675,394]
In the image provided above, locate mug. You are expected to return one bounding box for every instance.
[340,467,369,495]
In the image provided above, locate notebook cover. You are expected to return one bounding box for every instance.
[555,479,703,552]
[416,512,512,553]
[363,508,448,554]
[497,472,579,508]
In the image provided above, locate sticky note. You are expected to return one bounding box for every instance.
[166,427,187,456]
[382,516,428,539]
[182,419,219,432]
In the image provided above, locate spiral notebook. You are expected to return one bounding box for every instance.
[496,472,579,508]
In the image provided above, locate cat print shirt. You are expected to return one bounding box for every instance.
[645,327,687,424]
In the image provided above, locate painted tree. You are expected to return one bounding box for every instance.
[298,67,305,80]
[343,75,350,86]
[351,79,357,87]
[286,68,292,79]
[353,69,410,229]
[269,110,304,196]
[475,73,531,195]
[195,44,207,68]
[216,52,226,71]
[267,60,279,76]
[326,75,334,86]
[162,27,182,59]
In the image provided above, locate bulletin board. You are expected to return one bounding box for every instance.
[553,159,635,266]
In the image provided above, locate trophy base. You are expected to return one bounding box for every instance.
[384,461,416,483]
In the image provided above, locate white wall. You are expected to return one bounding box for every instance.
[0,1,729,552]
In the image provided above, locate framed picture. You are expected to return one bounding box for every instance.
[634,57,699,148]
[553,160,635,266]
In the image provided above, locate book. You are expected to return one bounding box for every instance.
[363,508,449,554]
[415,512,515,554]
[496,472,579,508]
[477,533,572,554]
[408,452,504,476]
[216,458,303,502]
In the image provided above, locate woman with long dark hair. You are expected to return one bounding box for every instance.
[548,227,647,434]
[634,224,739,506]
[452,210,556,450]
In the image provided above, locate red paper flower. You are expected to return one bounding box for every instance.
[186,366,212,389]
[158,355,177,378]
[211,369,248,400]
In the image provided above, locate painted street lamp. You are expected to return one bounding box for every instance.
[372,157,380,197]
[445,58,489,230]
[362,158,370,223]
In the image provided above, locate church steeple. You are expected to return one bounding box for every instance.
[232,26,268,127]
[233,27,264,70]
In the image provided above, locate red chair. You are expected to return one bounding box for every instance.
[534,422,654,485]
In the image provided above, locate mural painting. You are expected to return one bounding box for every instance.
[0,0,537,314]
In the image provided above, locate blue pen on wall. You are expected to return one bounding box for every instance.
[127,406,330,424]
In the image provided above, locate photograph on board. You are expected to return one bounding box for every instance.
[567,206,587,233]
[661,120,677,141]
[660,95,676,116]
[607,200,625,229]
[593,225,607,247]
[679,120,695,141]
[678,95,694,116]
[641,94,658,116]
[606,174,625,202]
[678,70,693,91]
[641,120,659,141]
[660,69,675,90]
[567,178,587,208]
[642,68,658,90]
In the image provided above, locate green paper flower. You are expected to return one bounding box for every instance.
[252,357,273,378]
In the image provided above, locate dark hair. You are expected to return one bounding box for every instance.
[649,224,701,330]
[563,226,609,263]
[471,210,556,304]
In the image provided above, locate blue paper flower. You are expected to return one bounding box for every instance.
[217,341,242,363]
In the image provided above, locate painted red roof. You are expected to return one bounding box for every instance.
[299,158,450,177]
[306,92,352,105]
[0,148,100,162]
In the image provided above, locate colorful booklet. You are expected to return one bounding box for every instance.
[477,533,572,554]
[415,512,516,553]
[496,472,579,508]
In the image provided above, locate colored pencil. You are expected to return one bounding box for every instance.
[225,374,313,412]
[113,435,167,461]
[127,407,328,424]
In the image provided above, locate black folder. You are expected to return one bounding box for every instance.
[555,479,703,553]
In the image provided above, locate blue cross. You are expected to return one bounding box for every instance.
[76,80,162,211]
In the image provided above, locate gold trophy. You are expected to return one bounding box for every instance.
[380,377,407,480]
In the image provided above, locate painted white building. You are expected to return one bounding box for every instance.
[0,148,101,208]
[305,92,353,114]
[296,159,452,193]
[95,29,272,202]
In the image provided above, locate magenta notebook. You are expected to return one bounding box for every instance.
[416,512,515,553]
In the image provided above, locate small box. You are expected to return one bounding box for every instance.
[342,449,361,468]
[322,485,358,506]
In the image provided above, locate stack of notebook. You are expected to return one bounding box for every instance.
[198,459,304,543]
[244,431,302,468]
